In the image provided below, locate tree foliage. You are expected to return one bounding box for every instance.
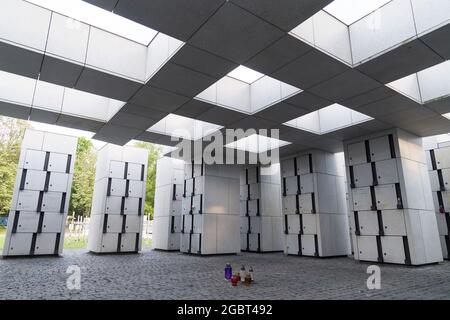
[133,141,161,220]
[0,117,30,216]
[69,137,96,218]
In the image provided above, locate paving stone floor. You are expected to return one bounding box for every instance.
[0,249,449,300]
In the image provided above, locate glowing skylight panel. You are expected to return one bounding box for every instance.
[284,104,373,135]
[324,0,391,25]
[225,134,291,154]
[27,0,158,45]
[227,66,265,84]
[147,114,223,141]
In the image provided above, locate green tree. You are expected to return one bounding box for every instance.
[133,141,161,220]
[0,117,29,216]
[69,137,96,218]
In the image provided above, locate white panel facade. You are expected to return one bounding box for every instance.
[2,129,77,257]
[345,128,443,265]
[88,144,148,253]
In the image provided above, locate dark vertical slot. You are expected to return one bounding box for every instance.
[311,193,316,214]
[181,215,185,234]
[297,234,303,256]
[172,184,177,200]
[191,160,194,178]
[376,236,384,263]
[247,184,251,201]
[54,233,61,255]
[188,233,192,254]
[171,216,175,234]
[44,172,51,192]
[308,154,313,173]
[121,215,127,233]
[11,211,20,233]
[141,164,145,181]
[199,194,203,214]
[107,178,112,196]
[200,159,204,176]
[198,234,202,254]
[365,140,371,163]
[284,215,288,234]
[59,192,66,213]
[189,196,193,215]
[293,157,298,176]
[124,162,128,179]
[445,236,450,259]
[314,235,319,257]
[37,212,44,233]
[295,195,299,214]
[19,169,27,190]
[256,167,260,184]
[248,216,251,234]
[438,191,445,213]
[349,166,355,189]
[43,152,50,171]
[245,168,249,185]
[103,214,108,234]
[120,197,125,215]
[299,214,304,235]
[256,199,260,217]
[403,236,411,265]
[246,200,249,217]
[257,234,261,253]
[377,210,384,236]
[117,233,122,253]
[30,233,37,255]
[282,178,287,197]
[445,212,450,235]
[430,150,438,170]
[371,162,378,186]
[438,170,446,191]
[192,177,196,196]
[370,186,377,211]
[296,175,301,195]
[65,155,72,174]
[190,213,194,234]
[37,191,44,212]
[138,198,142,216]
[395,183,403,209]
[354,211,360,236]
[388,134,396,158]
[183,180,187,198]
[125,180,130,197]
[135,233,140,252]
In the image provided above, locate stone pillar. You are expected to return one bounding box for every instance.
[345,129,442,265]
[152,156,184,251]
[181,160,240,255]
[239,164,284,252]
[88,144,148,254]
[281,150,350,257]
[424,137,450,260]
[2,129,77,257]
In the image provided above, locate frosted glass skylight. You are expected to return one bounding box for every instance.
[227,66,265,84]
[147,114,223,141]
[284,104,373,135]
[27,0,158,45]
[225,134,291,154]
[324,0,391,25]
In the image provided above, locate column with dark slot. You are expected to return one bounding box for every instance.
[88,144,148,254]
[2,129,77,257]
[346,129,442,265]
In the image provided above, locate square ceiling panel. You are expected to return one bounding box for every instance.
[0,41,43,80]
[56,113,105,132]
[342,86,398,109]
[308,69,381,102]
[94,123,142,145]
[254,102,309,123]
[170,45,238,79]
[420,24,450,60]
[40,55,84,88]
[28,108,59,125]
[173,99,214,119]
[245,35,313,75]
[284,91,333,112]
[114,0,225,41]
[355,94,422,118]
[356,39,444,84]
[120,103,168,121]
[75,67,142,101]
[82,0,118,11]
[227,116,278,131]
[0,101,29,120]
[426,96,450,115]
[188,2,285,64]
[196,106,247,126]
[147,62,217,98]
[136,131,181,147]
[225,133,291,154]
[108,111,160,130]
[231,0,333,31]
[129,85,190,113]
[272,49,349,89]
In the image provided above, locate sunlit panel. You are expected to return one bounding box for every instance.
[324,0,391,25]
[225,134,291,154]
[147,114,223,141]
[26,0,158,45]
[284,104,373,135]
[227,66,264,84]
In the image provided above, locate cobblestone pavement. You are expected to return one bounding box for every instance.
[0,249,449,300]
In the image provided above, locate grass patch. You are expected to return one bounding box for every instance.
[64,234,88,249]
[0,226,6,250]
[142,237,152,249]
